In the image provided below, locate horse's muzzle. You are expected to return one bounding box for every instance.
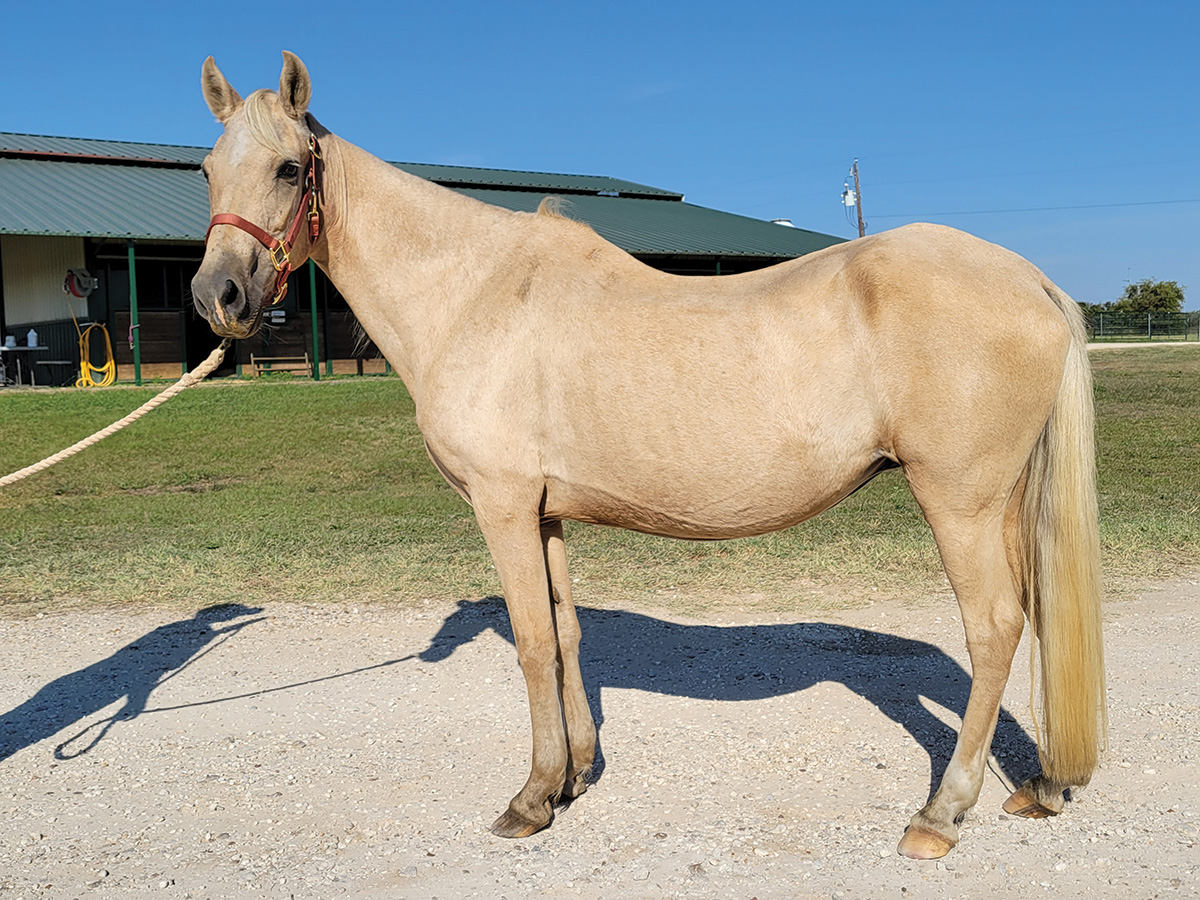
[191,266,265,339]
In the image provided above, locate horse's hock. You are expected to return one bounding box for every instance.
[184,52,1106,860]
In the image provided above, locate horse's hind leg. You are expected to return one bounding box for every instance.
[896,486,1026,859]
[473,501,569,838]
[543,520,597,799]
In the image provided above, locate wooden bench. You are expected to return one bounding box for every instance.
[250,353,311,377]
[35,359,78,387]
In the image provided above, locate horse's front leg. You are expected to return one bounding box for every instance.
[475,501,569,838]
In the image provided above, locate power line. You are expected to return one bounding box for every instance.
[706,121,1200,196]
[868,156,1200,190]
[872,197,1200,219]
[847,119,1200,166]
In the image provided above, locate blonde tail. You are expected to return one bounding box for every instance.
[1019,285,1106,787]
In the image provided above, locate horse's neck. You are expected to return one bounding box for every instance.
[313,136,514,397]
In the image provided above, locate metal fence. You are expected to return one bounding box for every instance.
[1086,311,1199,342]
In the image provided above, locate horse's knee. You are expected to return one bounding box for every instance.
[514,633,560,673]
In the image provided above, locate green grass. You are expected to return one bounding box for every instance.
[1090,348,1200,580]
[2,347,1197,615]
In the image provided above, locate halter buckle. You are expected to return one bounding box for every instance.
[269,241,291,273]
[267,281,289,307]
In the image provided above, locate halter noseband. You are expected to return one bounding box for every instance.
[204,134,324,308]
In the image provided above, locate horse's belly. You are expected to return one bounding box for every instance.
[545,455,879,540]
[565,499,821,540]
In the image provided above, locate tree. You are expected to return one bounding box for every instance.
[1111,279,1185,313]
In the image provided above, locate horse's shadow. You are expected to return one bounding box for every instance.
[421,598,1040,797]
[0,603,265,763]
[1,597,1040,801]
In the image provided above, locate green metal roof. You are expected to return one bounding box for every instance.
[459,189,840,257]
[0,132,207,165]
[393,162,681,200]
[0,157,209,240]
[0,132,843,258]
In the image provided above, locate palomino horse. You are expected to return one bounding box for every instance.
[192,52,1105,860]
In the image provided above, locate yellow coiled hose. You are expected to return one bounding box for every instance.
[76,322,116,387]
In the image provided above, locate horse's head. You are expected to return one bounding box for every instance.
[192,51,321,339]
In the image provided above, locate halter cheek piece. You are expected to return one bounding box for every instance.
[204,134,324,308]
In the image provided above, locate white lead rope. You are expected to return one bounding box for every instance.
[1,339,230,489]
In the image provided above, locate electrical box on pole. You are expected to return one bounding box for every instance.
[852,159,865,239]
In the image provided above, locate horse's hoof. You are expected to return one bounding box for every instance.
[490,806,551,839]
[1002,785,1064,818]
[896,826,956,860]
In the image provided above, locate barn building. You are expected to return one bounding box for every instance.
[0,132,843,384]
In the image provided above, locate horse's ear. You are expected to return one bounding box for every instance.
[278,51,312,120]
[201,56,242,123]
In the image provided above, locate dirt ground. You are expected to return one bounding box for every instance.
[1,576,1196,900]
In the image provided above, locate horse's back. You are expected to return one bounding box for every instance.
[428,222,1076,537]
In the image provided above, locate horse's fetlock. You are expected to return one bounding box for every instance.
[562,767,591,799]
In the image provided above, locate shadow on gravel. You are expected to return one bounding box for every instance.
[420,598,1041,799]
[0,603,264,763]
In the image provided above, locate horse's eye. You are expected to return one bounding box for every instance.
[277,162,300,181]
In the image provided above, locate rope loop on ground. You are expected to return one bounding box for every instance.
[0,340,230,489]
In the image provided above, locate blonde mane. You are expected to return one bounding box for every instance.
[241,89,296,159]
[536,196,594,234]
[536,196,571,218]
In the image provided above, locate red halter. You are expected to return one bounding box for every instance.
[204,134,324,308]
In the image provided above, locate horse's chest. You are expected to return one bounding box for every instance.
[423,439,472,505]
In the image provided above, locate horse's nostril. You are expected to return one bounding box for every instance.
[249,256,259,277]
[220,279,239,308]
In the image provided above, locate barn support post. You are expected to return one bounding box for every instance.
[321,279,332,377]
[127,240,142,385]
[308,259,320,381]
[0,239,8,341]
[179,308,188,377]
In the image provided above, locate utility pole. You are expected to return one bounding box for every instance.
[852,158,866,238]
[127,240,142,385]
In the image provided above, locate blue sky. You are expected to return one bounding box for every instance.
[3,1,1197,308]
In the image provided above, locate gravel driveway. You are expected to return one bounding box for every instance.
[1,576,1196,899]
